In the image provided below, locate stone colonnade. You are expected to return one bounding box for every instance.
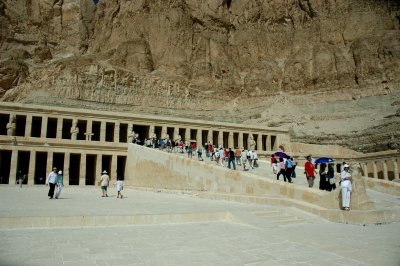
[0,103,288,186]
[360,159,400,181]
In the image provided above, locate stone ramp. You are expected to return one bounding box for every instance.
[126,145,400,224]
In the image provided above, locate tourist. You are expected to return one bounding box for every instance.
[326,163,336,191]
[17,170,24,188]
[205,142,209,158]
[218,147,225,167]
[210,145,215,161]
[247,150,253,169]
[114,177,124,199]
[284,156,294,183]
[224,148,229,167]
[235,147,242,166]
[253,150,258,168]
[290,157,297,178]
[277,158,286,181]
[187,144,193,159]
[99,170,110,197]
[304,156,317,188]
[55,170,63,199]
[241,148,248,171]
[197,145,203,161]
[271,155,278,174]
[228,148,236,170]
[46,167,58,199]
[340,164,352,211]
[319,163,328,190]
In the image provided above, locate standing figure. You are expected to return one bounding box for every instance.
[271,155,278,174]
[55,170,63,199]
[127,125,136,143]
[304,155,317,188]
[6,115,16,136]
[17,171,24,188]
[46,167,58,199]
[99,170,110,197]
[277,157,286,181]
[340,164,352,211]
[114,177,124,199]
[70,119,79,140]
[319,163,328,190]
[248,134,256,151]
[228,148,236,170]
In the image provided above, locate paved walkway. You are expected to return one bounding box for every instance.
[0,186,399,266]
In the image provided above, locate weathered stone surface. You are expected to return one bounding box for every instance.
[0,0,399,152]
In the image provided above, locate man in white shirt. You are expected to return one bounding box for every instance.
[340,164,352,211]
[46,167,58,199]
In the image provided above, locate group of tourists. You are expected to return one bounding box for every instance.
[271,154,296,183]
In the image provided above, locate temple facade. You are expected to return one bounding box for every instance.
[0,102,289,186]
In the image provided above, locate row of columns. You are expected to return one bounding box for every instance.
[361,159,400,181]
[8,149,121,186]
[5,112,278,151]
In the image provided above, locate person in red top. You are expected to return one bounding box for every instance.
[304,155,317,188]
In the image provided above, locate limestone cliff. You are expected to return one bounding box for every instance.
[0,0,399,152]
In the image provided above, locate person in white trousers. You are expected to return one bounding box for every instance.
[340,164,352,211]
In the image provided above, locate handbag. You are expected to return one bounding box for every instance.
[329,177,336,185]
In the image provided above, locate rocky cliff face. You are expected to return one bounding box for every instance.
[0,0,399,152]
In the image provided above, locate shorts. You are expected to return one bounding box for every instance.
[101,186,108,190]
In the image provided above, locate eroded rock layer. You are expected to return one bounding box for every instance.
[0,0,399,152]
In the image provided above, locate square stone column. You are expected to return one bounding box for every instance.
[9,149,18,185]
[28,150,36,185]
[47,150,53,178]
[362,163,369,177]
[393,159,399,180]
[173,127,179,141]
[114,121,120,143]
[266,135,271,151]
[257,134,263,152]
[56,117,63,139]
[25,115,32,138]
[111,154,118,181]
[185,128,191,143]
[207,129,213,144]
[63,152,70,186]
[96,153,102,183]
[100,121,106,142]
[238,132,243,149]
[79,153,86,186]
[372,161,378,179]
[218,130,223,147]
[228,132,234,148]
[41,115,48,138]
[196,129,202,146]
[86,119,93,141]
[383,160,389,180]
[149,125,155,139]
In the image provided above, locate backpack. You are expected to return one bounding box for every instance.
[285,159,293,168]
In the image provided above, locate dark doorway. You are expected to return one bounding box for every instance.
[223,132,229,148]
[131,124,149,145]
[69,154,81,185]
[119,123,128,143]
[167,127,174,140]
[46,118,58,138]
[62,119,72,139]
[77,120,87,140]
[92,121,101,141]
[102,155,112,178]
[190,129,197,141]
[31,116,42,138]
[262,135,267,151]
[179,128,186,142]
[105,122,115,142]
[15,115,26,137]
[86,154,96,185]
[34,152,47,184]
[0,150,11,184]
[117,156,126,180]
[234,133,239,148]
[16,151,30,184]
[202,130,208,146]
[155,126,162,140]
[243,133,249,150]
[213,131,218,147]
[0,113,9,135]
[271,135,277,150]
[53,153,65,172]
